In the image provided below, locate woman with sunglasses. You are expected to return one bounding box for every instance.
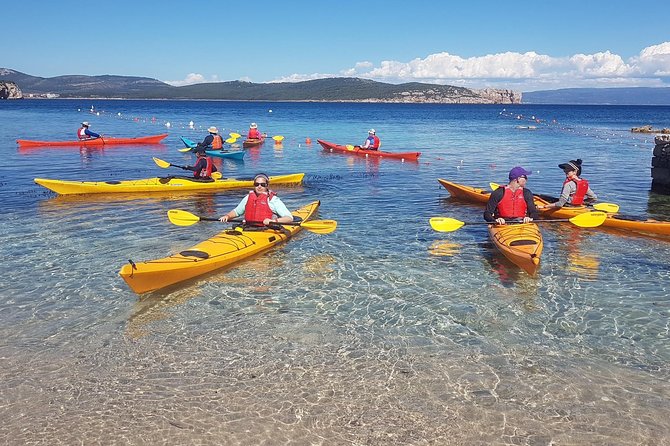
[537,159,597,210]
[219,173,293,227]
[484,166,538,225]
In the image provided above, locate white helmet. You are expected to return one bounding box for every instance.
[250,122,258,129]
[368,129,375,134]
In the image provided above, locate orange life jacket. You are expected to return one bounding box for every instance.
[211,134,223,149]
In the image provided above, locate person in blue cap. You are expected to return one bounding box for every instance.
[484,166,538,224]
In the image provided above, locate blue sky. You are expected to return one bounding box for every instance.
[3,0,670,91]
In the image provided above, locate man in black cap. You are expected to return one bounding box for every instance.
[185,147,218,179]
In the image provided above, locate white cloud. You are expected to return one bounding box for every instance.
[269,41,670,91]
[163,73,220,86]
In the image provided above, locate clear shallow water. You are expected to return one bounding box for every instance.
[0,100,669,444]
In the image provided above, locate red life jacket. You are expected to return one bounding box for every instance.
[248,128,261,139]
[77,127,88,140]
[194,157,215,178]
[211,134,223,149]
[244,191,276,224]
[563,177,589,205]
[371,135,380,149]
[496,186,528,218]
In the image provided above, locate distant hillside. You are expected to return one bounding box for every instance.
[523,87,670,105]
[0,68,518,104]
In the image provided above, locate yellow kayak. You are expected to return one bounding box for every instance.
[34,173,304,195]
[488,223,543,276]
[119,201,320,294]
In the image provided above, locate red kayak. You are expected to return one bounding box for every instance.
[17,133,168,147]
[242,137,265,148]
[317,139,421,161]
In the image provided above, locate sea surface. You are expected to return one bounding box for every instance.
[0,99,669,445]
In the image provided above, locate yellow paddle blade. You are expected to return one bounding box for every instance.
[225,137,237,144]
[592,202,620,213]
[345,144,355,151]
[300,219,337,234]
[178,147,192,153]
[568,211,607,228]
[490,182,501,190]
[272,135,284,142]
[211,172,222,180]
[429,217,465,232]
[153,157,171,168]
[167,209,201,226]
[229,132,242,139]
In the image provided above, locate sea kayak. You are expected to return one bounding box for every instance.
[317,140,421,161]
[180,136,245,160]
[243,137,265,148]
[489,223,543,276]
[34,173,304,195]
[17,134,168,147]
[119,201,320,294]
[438,179,670,237]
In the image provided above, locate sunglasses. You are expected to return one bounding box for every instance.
[254,182,268,187]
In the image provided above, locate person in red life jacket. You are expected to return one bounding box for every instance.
[247,122,263,140]
[77,121,100,140]
[195,126,224,151]
[218,173,293,226]
[186,147,218,179]
[484,166,538,225]
[360,129,380,150]
[538,159,597,210]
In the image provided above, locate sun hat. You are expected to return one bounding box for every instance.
[250,123,258,129]
[368,129,376,134]
[208,126,218,134]
[508,166,532,180]
[558,159,583,175]
[81,121,89,126]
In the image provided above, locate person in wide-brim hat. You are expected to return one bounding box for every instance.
[195,125,225,152]
[538,158,598,210]
[484,166,538,225]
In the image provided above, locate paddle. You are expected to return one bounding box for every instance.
[429,211,607,232]
[178,137,239,153]
[152,157,222,179]
[488,182,620,213]
[231,133,284,143]
[345,144,357,151]
[167,209,337,234]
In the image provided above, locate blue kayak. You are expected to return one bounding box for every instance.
[180,136,245,160]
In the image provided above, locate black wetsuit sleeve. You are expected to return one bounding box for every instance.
[484,189,504,221]
[524,189,539,219]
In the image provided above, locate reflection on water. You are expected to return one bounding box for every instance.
[428,239,461,257]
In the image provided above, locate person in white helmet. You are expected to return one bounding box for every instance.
[360,129,380,150]
[247,122,263,140]
[77,122,101,140]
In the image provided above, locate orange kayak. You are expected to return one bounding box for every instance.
[17,133,168,147]
[242,137,264,148]
[438,179,670,237]
[489,223,543,275]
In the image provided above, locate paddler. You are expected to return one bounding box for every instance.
[195,126,224,151]
[360,128,380,150]
[537,159,598,210]
[484,166,538,225]
[247,122,263,139]
[219,173,293,227]
[185,147,218,179]
[77,121,101,140]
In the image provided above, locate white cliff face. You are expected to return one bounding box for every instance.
[0,81,23,99]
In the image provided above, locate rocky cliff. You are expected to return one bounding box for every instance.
[0,81,23,99]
